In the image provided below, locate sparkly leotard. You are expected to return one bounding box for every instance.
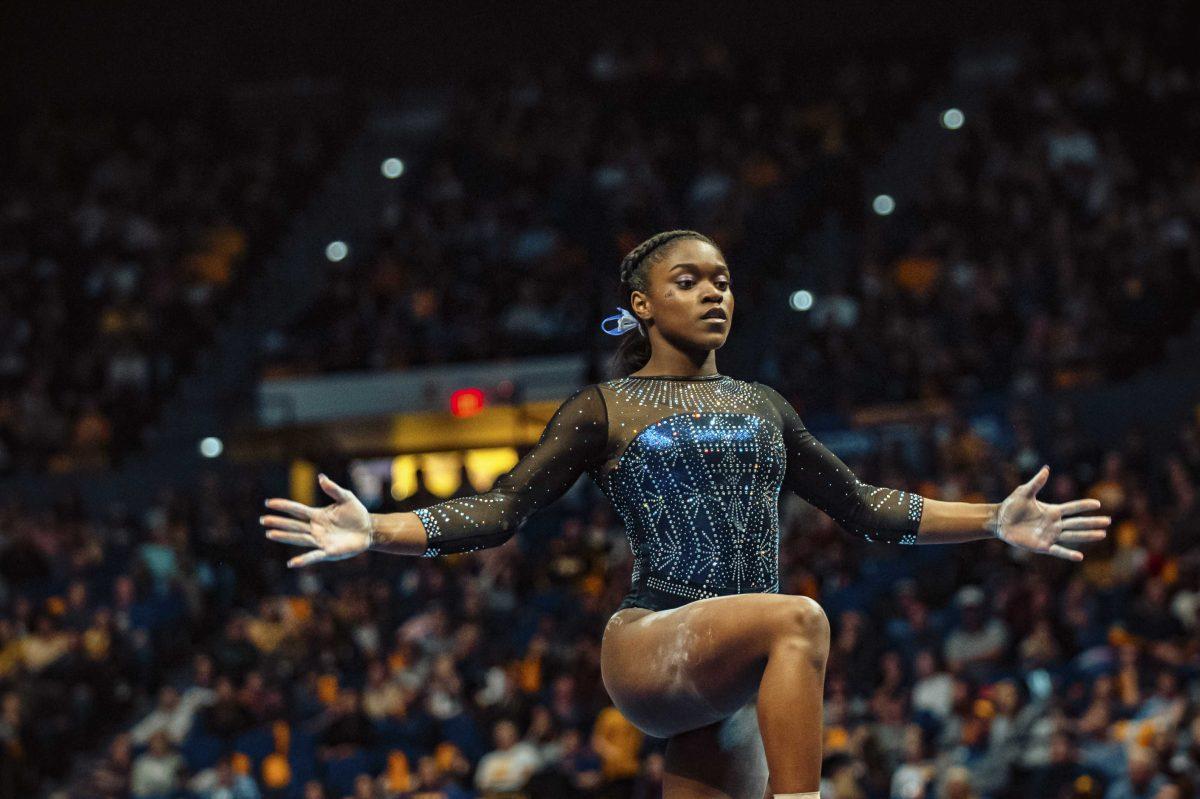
[413,374,924,612]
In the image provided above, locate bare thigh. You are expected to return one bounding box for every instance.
[600,592,825,739]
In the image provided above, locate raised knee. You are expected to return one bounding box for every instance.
[773,596,830,656]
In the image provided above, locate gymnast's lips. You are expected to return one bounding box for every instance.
[700,308,727,321]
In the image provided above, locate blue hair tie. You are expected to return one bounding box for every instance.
[600,306,645,337]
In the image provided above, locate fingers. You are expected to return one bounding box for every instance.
[1023,464,1050,497]
[264,498,317,520]
[1059,515,1111,530]
[1057,498,1103,516]
[1046,544,1084,562]
[266,531,319,548]
[288,549,330,569]
[1058,530,1108,544]
[318,473,349,502]
[260,515,312,534]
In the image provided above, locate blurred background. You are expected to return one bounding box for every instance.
[1,1,1198,797]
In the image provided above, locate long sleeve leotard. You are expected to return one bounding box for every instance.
[412,374,924,611]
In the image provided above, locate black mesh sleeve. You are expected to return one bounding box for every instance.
[413,384,608,556]
[756,382,923,544]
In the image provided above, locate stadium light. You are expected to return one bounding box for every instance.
[199,437,223,458]
[325,241,349,262]
[381,158,405,179]
[872,194,896,216]
[789,290,815,312]
[940,108,965,130]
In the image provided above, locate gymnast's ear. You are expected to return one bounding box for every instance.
[629,289,651,323]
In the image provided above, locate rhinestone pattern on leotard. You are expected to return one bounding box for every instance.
[594,376,786,609]
[411,374,925,611]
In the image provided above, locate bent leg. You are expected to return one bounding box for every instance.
[757,629,827,794]
[662,701,769,798]
[602,593,830,793]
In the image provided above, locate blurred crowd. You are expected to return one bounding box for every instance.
[262,11,1200,423]
[11,11,1198,471]
[786,7,1200,412]
[0,390,1195,799]
[0,98,351,474]
[260,37,949,376]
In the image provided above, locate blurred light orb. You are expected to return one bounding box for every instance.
[940,108,965,130]
[381,158,405,179]
[325,241,349,262]
[789,290,815,312]
[872,194,896,216]
[199,437,223,458]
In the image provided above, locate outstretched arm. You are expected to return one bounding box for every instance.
[261,384,608,565]
[757,383,1109,558]
[912,465,1110,559]
[758,382,925,544]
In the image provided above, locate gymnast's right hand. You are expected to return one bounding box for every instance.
[261,473,372,568]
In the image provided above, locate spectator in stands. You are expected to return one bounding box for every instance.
[629,751,664,799]
[1025,729,1088,799]
[1105,746,1169,799]
[130,729,183,798]
[318,689,376,758]
[1167,715,1200,789]
[0,691,37,797]
[398,754,471,798]
[889,723,935,799]
[943,587,1008,681]
[424,653,465,721]
[911,649,955,723]
[833,609,883,697]
[179,654,218,719]
[350,773,375,799]
[590,703,643,795]
[362,659,406,721]
[474,718,540,796]
[888,590,947,668]
[212,617,258,682]
[238,670,283,724]
[63,579,92,631]
[201,676,253,740]
[936,765,979,799]
[188,753,261,799]
[21,614,71,674]
[129,685,197,746]
[88,732,134,799]
[559,726,605,794]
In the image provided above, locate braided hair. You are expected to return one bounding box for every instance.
[610,230,719,377]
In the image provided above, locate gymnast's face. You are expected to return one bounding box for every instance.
[631,238,733,352]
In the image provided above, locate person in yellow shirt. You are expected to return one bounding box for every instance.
[592,705,643,791]
[245,599,288,654]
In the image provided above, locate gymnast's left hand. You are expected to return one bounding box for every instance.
[260,473,373,567]
[992,465,1110,561]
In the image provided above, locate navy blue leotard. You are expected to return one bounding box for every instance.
[413,374,924,612]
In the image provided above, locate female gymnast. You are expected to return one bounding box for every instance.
[260,230,1112,798]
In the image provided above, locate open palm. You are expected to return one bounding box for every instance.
[995,465,1110,561]
[260,473,372,568]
